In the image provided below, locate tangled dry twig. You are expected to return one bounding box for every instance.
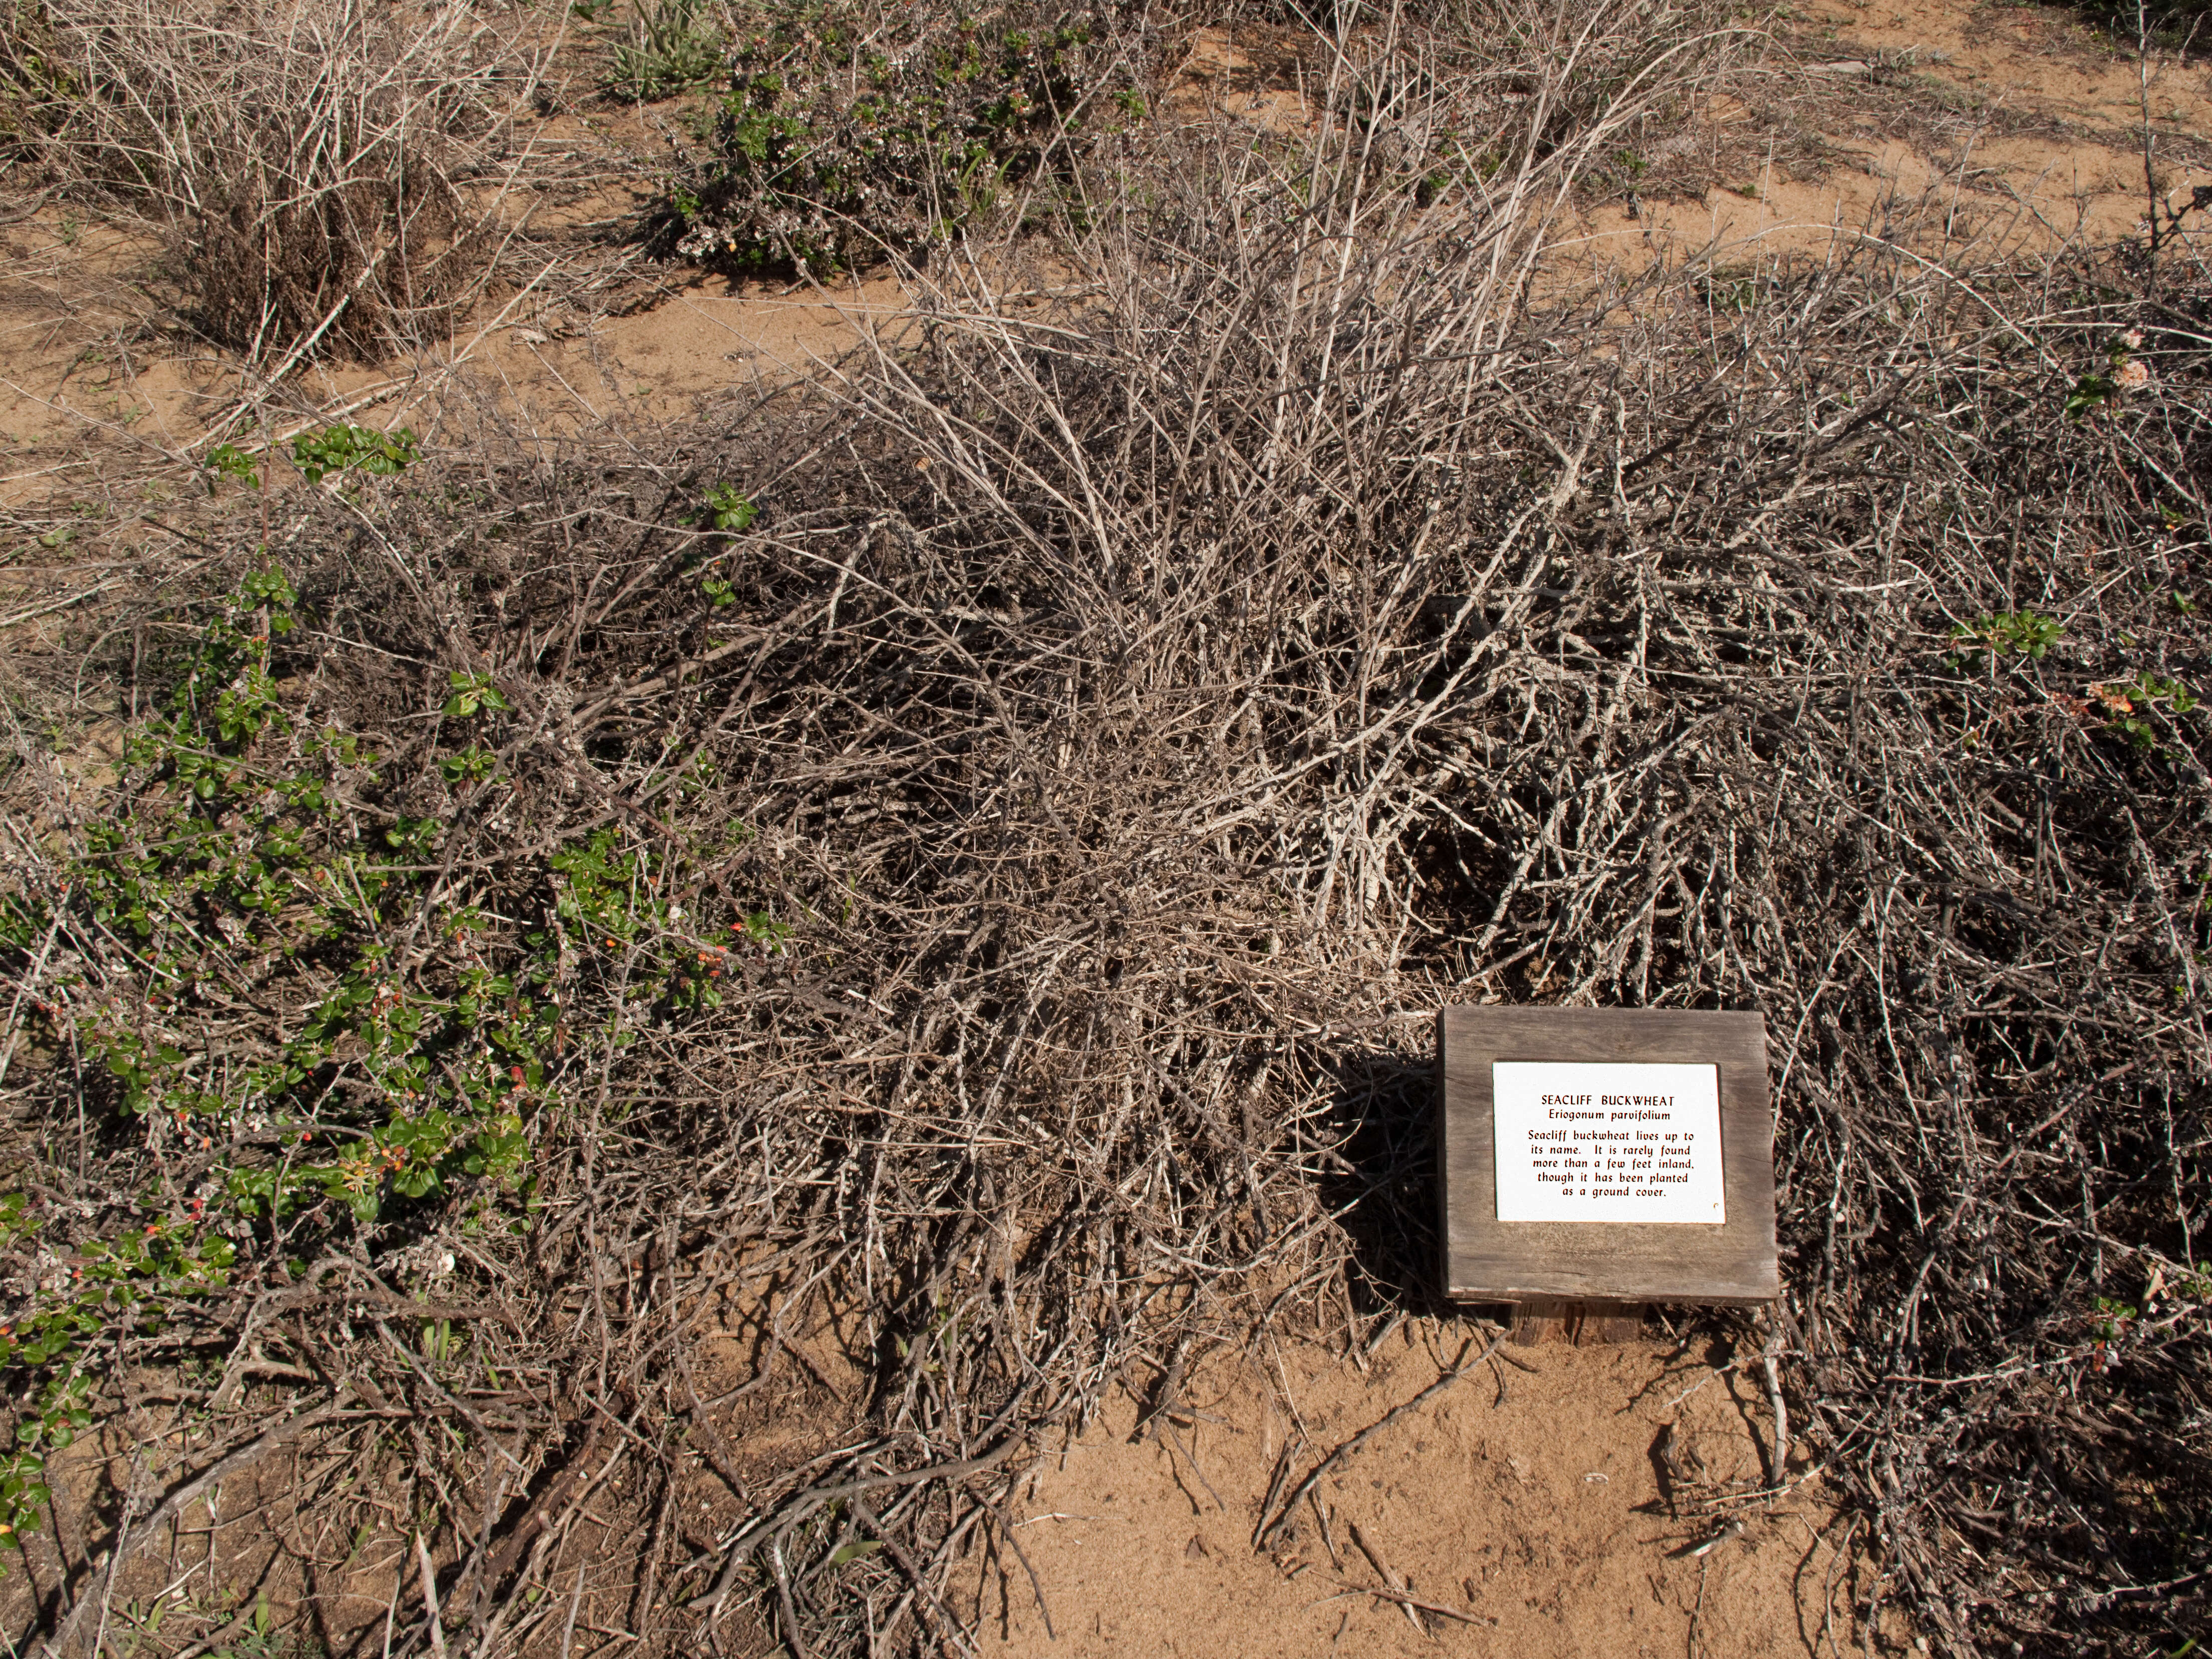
[1,4,2207,1655]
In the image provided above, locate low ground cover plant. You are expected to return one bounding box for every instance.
[0,437,789,1640]
[647,0,1151,272]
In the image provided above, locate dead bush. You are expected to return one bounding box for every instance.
[1,5,2207,1658]
[39,0,554,361]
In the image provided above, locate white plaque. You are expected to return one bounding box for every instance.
[1492,1061,1725,1224]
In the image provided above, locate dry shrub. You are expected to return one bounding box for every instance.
[0,0,70,157]
[3,5,2209,1658]
[39,0,551,360]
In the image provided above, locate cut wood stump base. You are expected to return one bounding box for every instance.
[1504,1299,1650,1346]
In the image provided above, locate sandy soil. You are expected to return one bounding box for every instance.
[1564,0,2212,266]
[4,0,2204,467]
[976,1323,1888,1659]
[0,215,900,465]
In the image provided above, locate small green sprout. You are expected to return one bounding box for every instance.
[2065,326,2150,420]
[1951,611,2063,661]
[443,672,511,720]
[205,443,261,490]
[703,484,759,531]
[2090,672,2199,748]
[438,746,499,785]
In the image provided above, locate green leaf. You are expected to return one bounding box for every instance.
[704,484,759,531]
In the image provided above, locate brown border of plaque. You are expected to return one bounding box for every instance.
[1437,1006,1778,1305]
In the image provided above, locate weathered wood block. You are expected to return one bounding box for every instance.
[1437,1005,1778,1307]
[1507,1299,1650,1347]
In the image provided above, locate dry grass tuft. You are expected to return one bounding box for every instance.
[36,0,564,363]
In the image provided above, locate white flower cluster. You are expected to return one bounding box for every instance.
[677,225,757,261]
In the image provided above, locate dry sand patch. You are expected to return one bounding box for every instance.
[981,1329,1888,1659]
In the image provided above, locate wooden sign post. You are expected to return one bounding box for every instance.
[1436,1006,1777,1344]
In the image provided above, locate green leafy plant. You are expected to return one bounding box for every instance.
[650,3,1141,274]
[204,442,261,490]
[442,671,510,719]
[702,482,758,531]
[608,0,725,101]
[1950,610,2063,661]
[0,1195,236,1562]
[240,566,297,623]
[0,570,786,1275]
[438,744,499,784]
[2065,326,2150,420]
[292,424,420,487]
[2065,372,2117,421]
[2089,671,2199,749]
[2092,1293,2139,1342]
[0,560,796,1283]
